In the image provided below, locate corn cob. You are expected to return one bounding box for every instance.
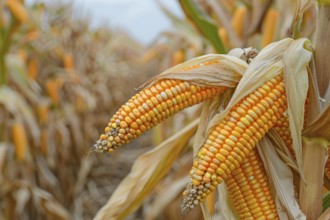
[93,78,227,153]
[45,78,62,105]
[172,50,185,66]
[274,114,293,152]
[27,58,39,80]
[11,122,28,161]
[226,148,279,219]
[63,53,74,70]
[231,6,247,39]
[274,97,309,158]
[182,75,286,213]
[6,0,28,23]
[261,8,279,47]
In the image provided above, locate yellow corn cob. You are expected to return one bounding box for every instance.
[25,29,39,42]
[37,104,49,125]
[218,27,230,50]
[274,97,309,158]
[6,0,28,23]
[261,8,279,48]
[93,78,227,153]
[11,122,28,161]
[27,58,39,80]
[274,114,294,155]
[231,6,247,39]
[182,75,286,213]
[172,50,185,66]
[46,78,62,105]
[63,53,74,70]
[226,148,279,219]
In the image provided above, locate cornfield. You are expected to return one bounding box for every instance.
[1,0,330,220]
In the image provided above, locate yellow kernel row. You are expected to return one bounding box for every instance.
[182,75,286,213]
[226,149,279,219]
[93,79,226,152]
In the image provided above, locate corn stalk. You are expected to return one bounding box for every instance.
[299,1,330,219]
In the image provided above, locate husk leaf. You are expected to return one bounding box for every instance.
[257,133,306,220]
[216,183,238,220]
[283,38,313,177]
[140,54,247,89]
[93,119,199,220]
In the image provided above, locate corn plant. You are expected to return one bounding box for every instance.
[93,0,329,219]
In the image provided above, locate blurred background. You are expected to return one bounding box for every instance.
[0,0,316,219]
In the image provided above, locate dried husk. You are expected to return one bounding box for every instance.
[257,134,305,220]
[140,54,247,88]
[93,119,199,220]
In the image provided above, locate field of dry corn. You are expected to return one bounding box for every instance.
[1,0,330,220]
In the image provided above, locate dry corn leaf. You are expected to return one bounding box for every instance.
[145,177,187,220]
[140,54,247,89]
[32,187,72,220]
[0,86,40,144]
[216,183,238,220]
[94,119,199,220]
[14,187,30,216]
[283,38,312,175]
[257,133,305,220]
[248,0,272,35]
[208,0,243,48]
[0,144,8,183]
[303,102,330,141]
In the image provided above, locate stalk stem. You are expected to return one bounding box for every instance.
[314,4,330,97]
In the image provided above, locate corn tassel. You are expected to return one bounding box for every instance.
[11,122,28,161]
[182,75,286,213]
[226,148,279,219]
[93,79,227,153]
[6,0,28,23]
[261,9,279,47]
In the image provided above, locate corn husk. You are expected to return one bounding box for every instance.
[93,119,199,220]
[216,183,238,220]
[283,39,312,175]
[140,54,247,89]
[257,133,305,220]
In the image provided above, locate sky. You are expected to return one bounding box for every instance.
[27,0,184,45]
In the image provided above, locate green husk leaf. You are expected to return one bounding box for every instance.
[323,192,330,212]
[178,0,226,53]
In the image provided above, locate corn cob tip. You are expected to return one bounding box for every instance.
[181,179,211,213]
[93,79,227,153]
[92,133,117,153]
